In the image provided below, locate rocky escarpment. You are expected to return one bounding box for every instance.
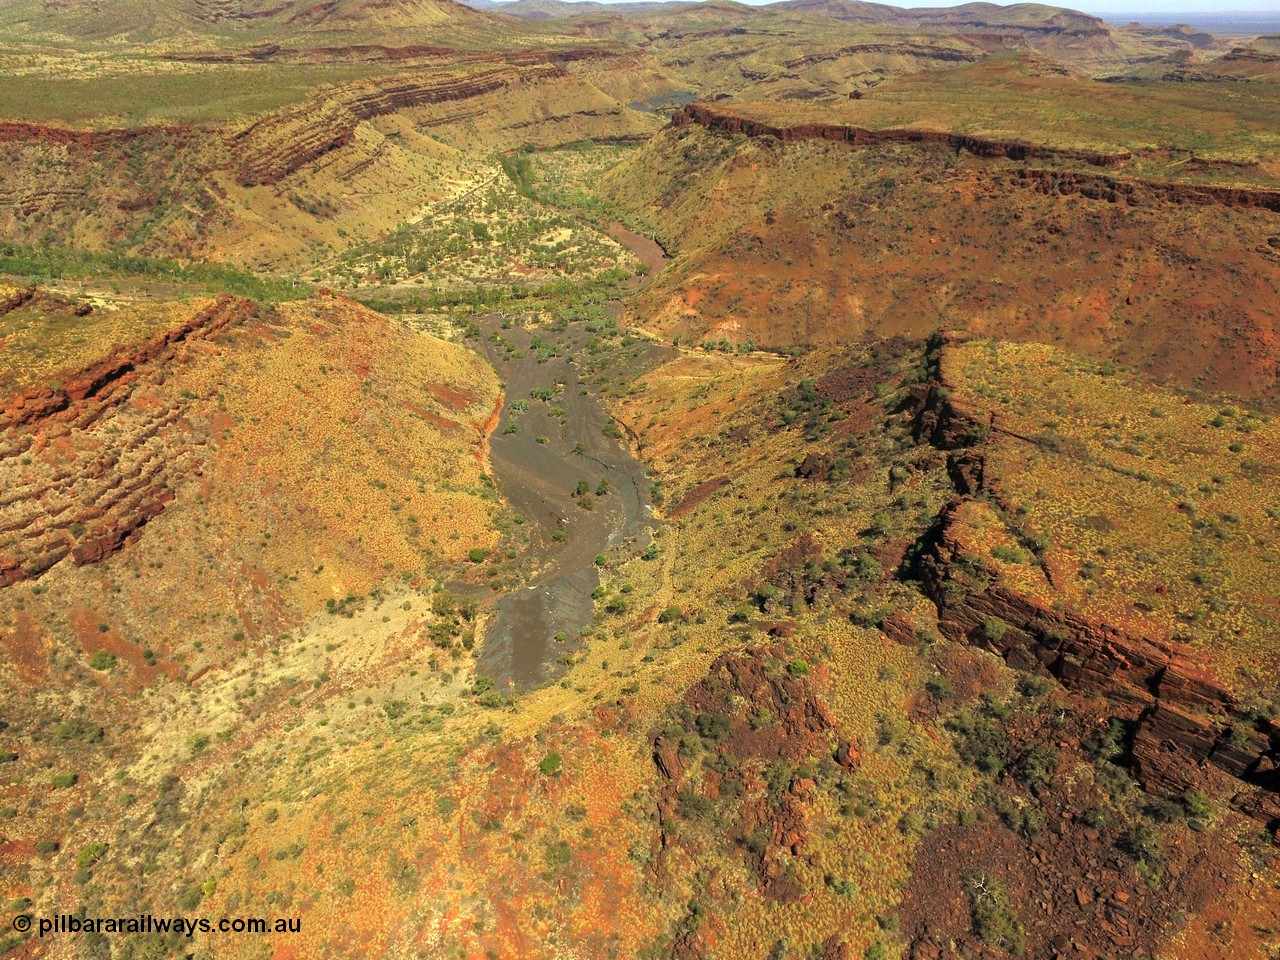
[918,499,1280,803]
[0,284,34,315]
[0,121,187,149]
[231,64,563,186]
[674,104,1280,214]
[164,42,630,66]
[672,102,1133,168]
[782,41,978,69]
[0,297,251,587]
[907,346,1280,840]
[0,297,246,431]
[998,166,1280,214]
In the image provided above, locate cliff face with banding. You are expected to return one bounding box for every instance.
[0,298,246,431]
[672,102,1280,213]
[908,353,1280,839]
[0,48,663,266]
[0,297,251,587]
[1001,166,1280,213]
[0,121,188,148]
[918,498,1280,807]
[231,65,562,186]
[672,102,1133,168]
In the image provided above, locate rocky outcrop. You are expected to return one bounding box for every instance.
[783,42,978,69]
[675,104,1280,215]
[1,297,245,431]
[651,645,859,900]
[672,102,1133,168]
[0,297,251,586]
[231,98,360,187]
[0,122,186,149]
[1000,166,1280,214]
[232,65,562,185]
[0,285,34,315]
[164,42,627,66]
[909,351,1280,837]
[794,452,832,481]
[919,502,1280,830]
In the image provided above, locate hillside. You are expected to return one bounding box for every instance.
[0,53,670,270]
[0,0,508,47]
[1,2,1278,958]
[486,0,1233,90]
[5,279,1275,958]
[599,63,1280,403]
[0,284,520,953]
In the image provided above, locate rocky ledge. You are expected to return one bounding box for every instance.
[674,104,1280,214]
[672,102,1132,168]
[907,340,1280,841]
[0,297,251,587]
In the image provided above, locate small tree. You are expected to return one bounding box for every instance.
[76,843,108,868]
[980,617,1008,643]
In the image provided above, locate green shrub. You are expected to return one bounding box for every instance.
[657,606,683,624]
[980,617,1008,643]
[676,789,714,820]
[694,713,731,742]
[35,840,59,855]
[1119,822,1163,868]
[1016,674,1052,699]
[947,709,1010,774]
[991,545,1029,564]
[926,675,954,699]
[1181,790,1214,821]
[787,659,811,676]
[1083,718,1125,761]
[1015,745,1060,787]
[88,650,117,671]
[539,752,563,776]
[966,875,1025,955]
[467,547,490,564]
[51,773,77,789]
[76,843,108,868]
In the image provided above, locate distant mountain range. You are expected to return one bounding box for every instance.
[0,0,502,43]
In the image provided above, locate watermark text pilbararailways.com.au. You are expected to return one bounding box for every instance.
[12,913,301,938]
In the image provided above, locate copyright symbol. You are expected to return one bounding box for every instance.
[13,915,31,932]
